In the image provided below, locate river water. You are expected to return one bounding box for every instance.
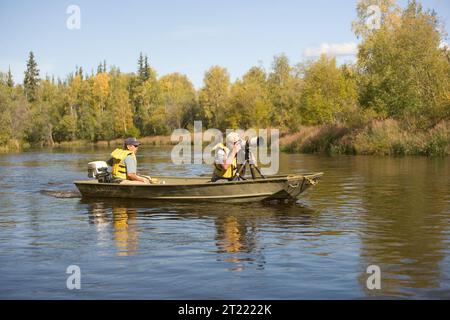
[0,146,449,299]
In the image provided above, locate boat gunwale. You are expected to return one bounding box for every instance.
[74,173,324,188]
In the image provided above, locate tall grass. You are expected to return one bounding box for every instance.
[280,124,353,154]
[280,119,450,156]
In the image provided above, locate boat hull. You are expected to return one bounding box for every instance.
[74,173,323,203]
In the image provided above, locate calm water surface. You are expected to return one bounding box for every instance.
[0,146,449,299]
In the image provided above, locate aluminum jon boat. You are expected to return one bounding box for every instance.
[74,173,323,203]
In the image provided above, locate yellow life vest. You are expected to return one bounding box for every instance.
[212,143,237,179]
[111,148,136,180]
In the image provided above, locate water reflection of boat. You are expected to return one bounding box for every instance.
[214,214,262,271]
[74,173,323,202]
[82,198,319,269]
[86,201,139,256]
[112,207,139,256]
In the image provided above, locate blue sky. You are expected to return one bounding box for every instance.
[1,0,449,88]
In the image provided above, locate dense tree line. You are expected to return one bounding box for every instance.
[0,0,449,150]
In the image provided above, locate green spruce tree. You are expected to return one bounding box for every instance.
[138,53,143,73]
[143,55,150,81]
[136,53,151,82]
[24,51,40,102]
[97,62,103,74]
[6,66,14,88]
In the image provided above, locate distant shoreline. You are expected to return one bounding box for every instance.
[2,120,449,156]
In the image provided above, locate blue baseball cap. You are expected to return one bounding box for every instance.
[124,137,140,146]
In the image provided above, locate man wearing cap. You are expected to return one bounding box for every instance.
[108,137,153,184]
[211,132,242,182]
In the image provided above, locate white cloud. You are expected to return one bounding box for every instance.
[303,42,358,58]
[439,41,449,50]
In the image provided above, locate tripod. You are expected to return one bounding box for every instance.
[234,142,265,180]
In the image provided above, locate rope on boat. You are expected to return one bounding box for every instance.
[288,177,317,189]
[304,177,317,186]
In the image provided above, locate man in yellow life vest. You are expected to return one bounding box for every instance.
[108,137,155,184]
[211,132,242,182]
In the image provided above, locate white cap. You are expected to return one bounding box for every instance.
[226,132,241,145]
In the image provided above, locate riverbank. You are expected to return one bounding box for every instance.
[55,135,175,148]
[280,119,450,156]
[0,135,175,152]
[1,120,449,156]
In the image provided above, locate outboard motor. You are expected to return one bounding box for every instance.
[87,161,113,183]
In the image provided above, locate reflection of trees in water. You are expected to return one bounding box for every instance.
[279,154,450,296]
[354,157,450,296]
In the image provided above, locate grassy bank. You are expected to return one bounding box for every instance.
[0,139,29,153]
[280,119,450,156]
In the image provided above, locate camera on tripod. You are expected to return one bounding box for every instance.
[235,136,265,180]
[237,136,264,151]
